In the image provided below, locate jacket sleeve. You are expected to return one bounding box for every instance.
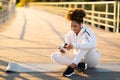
[64,32,71,44]
[73,31,96,50]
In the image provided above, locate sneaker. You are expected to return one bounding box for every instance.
[63,66,74,77]
[77,62,87,73]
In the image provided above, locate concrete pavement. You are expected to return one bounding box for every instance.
[0,7,120,80]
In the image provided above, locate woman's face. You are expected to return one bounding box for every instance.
[71,21,82,34]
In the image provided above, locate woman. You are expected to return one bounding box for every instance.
[51,8,100,77]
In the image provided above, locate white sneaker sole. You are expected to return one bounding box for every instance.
[85,63,87,70]
[65,72,74,77]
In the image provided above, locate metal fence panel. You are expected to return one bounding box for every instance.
[0,0,15,25]
[29,1,120,33]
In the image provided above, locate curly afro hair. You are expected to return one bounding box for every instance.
[66,8,86,24]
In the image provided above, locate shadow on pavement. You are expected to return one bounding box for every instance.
[0,60,63,80]
[68,68,120,80]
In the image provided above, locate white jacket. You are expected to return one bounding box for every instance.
[64,24,96,53]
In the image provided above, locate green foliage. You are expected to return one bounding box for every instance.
[0,6,2,10]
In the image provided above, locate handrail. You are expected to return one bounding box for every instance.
[30,1,115,5]
[29,1,120,33]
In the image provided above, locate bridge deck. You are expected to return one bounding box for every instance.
[0,7,120,80]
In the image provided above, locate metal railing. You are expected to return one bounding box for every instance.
[30,1,120,33]
[0,0,15,25]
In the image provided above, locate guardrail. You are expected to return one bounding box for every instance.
[0,0,15,25]
[30,1,120,33]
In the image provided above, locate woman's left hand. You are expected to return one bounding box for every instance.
[66,44,73,50]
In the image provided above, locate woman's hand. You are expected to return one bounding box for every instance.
[58,47,66,53]
[66,44,73,50]
[59,49,65,53]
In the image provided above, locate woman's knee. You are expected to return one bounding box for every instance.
[51,52,60,61]
[85,49,100,68]
[87,60,99,68]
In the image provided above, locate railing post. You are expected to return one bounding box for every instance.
[82,4,84,9]
[91,3,94,26]
[98,13,100,28]
[68,4,71,8]
[105,3,109,31]
[74,4,77,8]
[113,2,117,32]
[116,1,120,33]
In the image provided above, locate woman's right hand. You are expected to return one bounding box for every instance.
[58,47,66,53]
[66,44,73,50]
[59,49,65,53]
